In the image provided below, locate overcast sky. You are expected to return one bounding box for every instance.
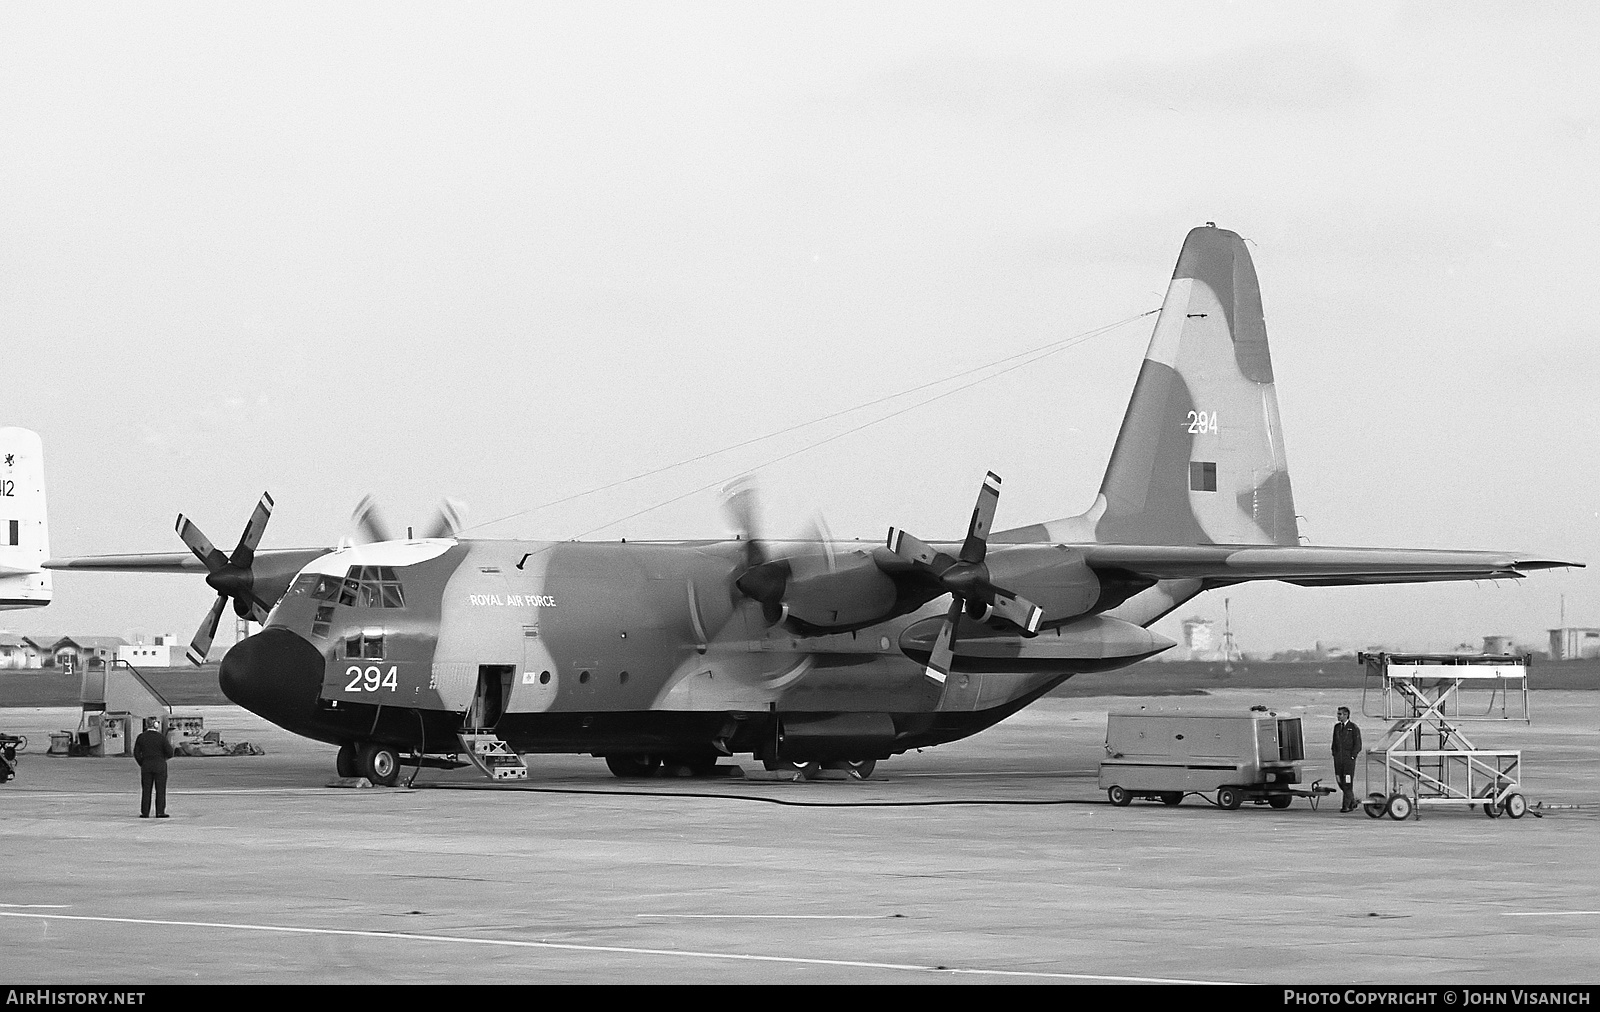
[2,2,1596,657]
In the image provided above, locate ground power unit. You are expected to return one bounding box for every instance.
[1098,708,1333,810]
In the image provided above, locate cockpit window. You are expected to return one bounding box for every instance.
[291,573,346,602]
[342,565,406,609]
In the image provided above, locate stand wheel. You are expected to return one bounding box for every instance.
[1386,793,1412,821]
[1159,792,1183,806]
[358,743,400,787]
[1504,793,1527,819]
[1107,785,1131,806]
[1363,793,1387,819]
[1483,801,1502,818]
[1267,795,1293,809]
[336,743,358,778]
[1216,786,1243,810]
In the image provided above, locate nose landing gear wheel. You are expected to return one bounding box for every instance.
[1159,792,1183,806]
[358,743,400,787]
[1267,795,1293,809]
[336,743,358,779]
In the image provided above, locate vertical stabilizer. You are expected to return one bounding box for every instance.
[1094,225,1298,546]
[0,428,52,608]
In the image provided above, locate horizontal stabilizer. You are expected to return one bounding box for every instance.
[1078,543,1580,583]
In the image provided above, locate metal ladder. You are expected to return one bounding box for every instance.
[456,730,529,781]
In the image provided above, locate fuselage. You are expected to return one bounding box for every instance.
[218,536,1171,763]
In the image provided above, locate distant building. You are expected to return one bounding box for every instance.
[118,633,182,668]
[1482,635,1517,655]
[50,636,128,672]
[0,633,43,668]
[1549,627,1600,661]
[1180,617,1225,662]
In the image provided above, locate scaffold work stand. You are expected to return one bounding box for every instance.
[1358,652,1530,821]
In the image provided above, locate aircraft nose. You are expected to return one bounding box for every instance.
[219,627,326,723]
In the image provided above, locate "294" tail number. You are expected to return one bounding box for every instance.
[1185,410,1219,434]
[345,665,398,692]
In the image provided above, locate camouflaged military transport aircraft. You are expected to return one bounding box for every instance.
[47,226,1575,786]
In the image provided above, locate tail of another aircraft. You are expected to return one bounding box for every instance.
[0,428,52,609]
[1003,225,1300,548]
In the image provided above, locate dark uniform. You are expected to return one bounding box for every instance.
[1332,712,1362,812]
[132,723,174,818]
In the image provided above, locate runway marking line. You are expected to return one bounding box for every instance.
[0,910,1234,984]
[637,914,886,920]
[1502,911,1600,917]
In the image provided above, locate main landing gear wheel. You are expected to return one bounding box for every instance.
[764,759,820,780]
[336,743,358,779]
[1386,793,1412,821]
[846,759,876,781]
[605,754,662,779]
[1267,795,1293,809]
[1107,785,1131,807]
[1363,793,1387,819]
[358,743,400,787]
[1159,792,1184,806]
[1216,786,1243,810]
[1504,792,1527,819]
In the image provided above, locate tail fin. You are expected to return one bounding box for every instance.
[997,225,1299,547]
[0,428,52,608]
[1089,225,1298,546]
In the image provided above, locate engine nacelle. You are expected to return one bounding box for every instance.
[982,545,1136,627]
[780,549,901,633]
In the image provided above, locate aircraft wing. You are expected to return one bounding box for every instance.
[1076,544,1580,586]
[44,548,332,575]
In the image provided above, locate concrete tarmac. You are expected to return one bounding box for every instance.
[2,688,1597,985]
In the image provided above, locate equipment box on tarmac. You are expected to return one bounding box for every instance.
[1099,709,1329,810]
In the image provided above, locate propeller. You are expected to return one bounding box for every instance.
[723,477,837,627]
[176,492,277,666]
[886,472,1043,684]
[349,494,466,543]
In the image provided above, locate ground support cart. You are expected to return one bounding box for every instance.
[1099,708,1333,810]
[1358,652,1530,821]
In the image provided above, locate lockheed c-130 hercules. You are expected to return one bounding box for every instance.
[47,225,1578,786]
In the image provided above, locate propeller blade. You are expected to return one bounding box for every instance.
[958,471,1001,565]
[351,494,399,544]
[721,476,768,569]
[922,599,963,684]
[981,585,1044,634]
[417,499,467,540]
[187,594,228,666]
[886,528,942,568]
[804,513,837,573]
[228,492,274,569]
[175,515,228,574]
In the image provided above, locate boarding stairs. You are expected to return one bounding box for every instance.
[456,730,529,781]
[1358,652,1529,819]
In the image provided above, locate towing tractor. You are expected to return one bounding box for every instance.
[1099,707,1331,810]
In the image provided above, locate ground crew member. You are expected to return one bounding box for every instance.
[1332,706,1362,812]
[133,717,173,818]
